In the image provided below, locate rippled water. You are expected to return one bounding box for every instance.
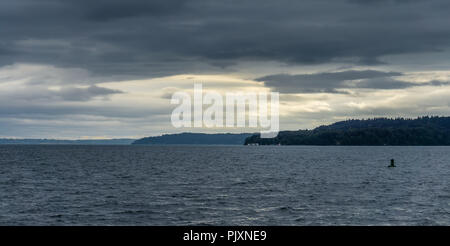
[0,145,449,225]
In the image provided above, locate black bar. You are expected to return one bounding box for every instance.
[0,226,447,245]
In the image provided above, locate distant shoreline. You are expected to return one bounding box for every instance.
[4,116,450,146]
[0,139,135,145]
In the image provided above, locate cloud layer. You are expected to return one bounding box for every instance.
[257,70,450,93]
[1,0,450,78]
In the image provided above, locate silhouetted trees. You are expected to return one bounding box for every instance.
[245,116,450,146]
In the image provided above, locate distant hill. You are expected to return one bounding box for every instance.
[132,133,253,145]
[0,139,135,145]
[245,116,450,146]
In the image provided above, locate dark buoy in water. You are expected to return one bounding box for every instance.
[389,159,396,168]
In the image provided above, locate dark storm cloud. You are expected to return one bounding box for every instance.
[348,0,419,5]
[1,0,450,78]
[80,0,187,22]
[256,70,450,93]
[57,85,123,101]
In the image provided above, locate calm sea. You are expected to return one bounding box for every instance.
[0,145,449,225]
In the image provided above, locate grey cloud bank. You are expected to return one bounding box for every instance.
[1,0,450,77]
[57,85,123,101]
[257,70,450,93]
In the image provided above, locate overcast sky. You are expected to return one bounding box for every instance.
[2,0,450,139]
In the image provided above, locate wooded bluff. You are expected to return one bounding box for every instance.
[245,116,450,146]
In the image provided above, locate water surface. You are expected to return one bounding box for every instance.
[0,145,449,225]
